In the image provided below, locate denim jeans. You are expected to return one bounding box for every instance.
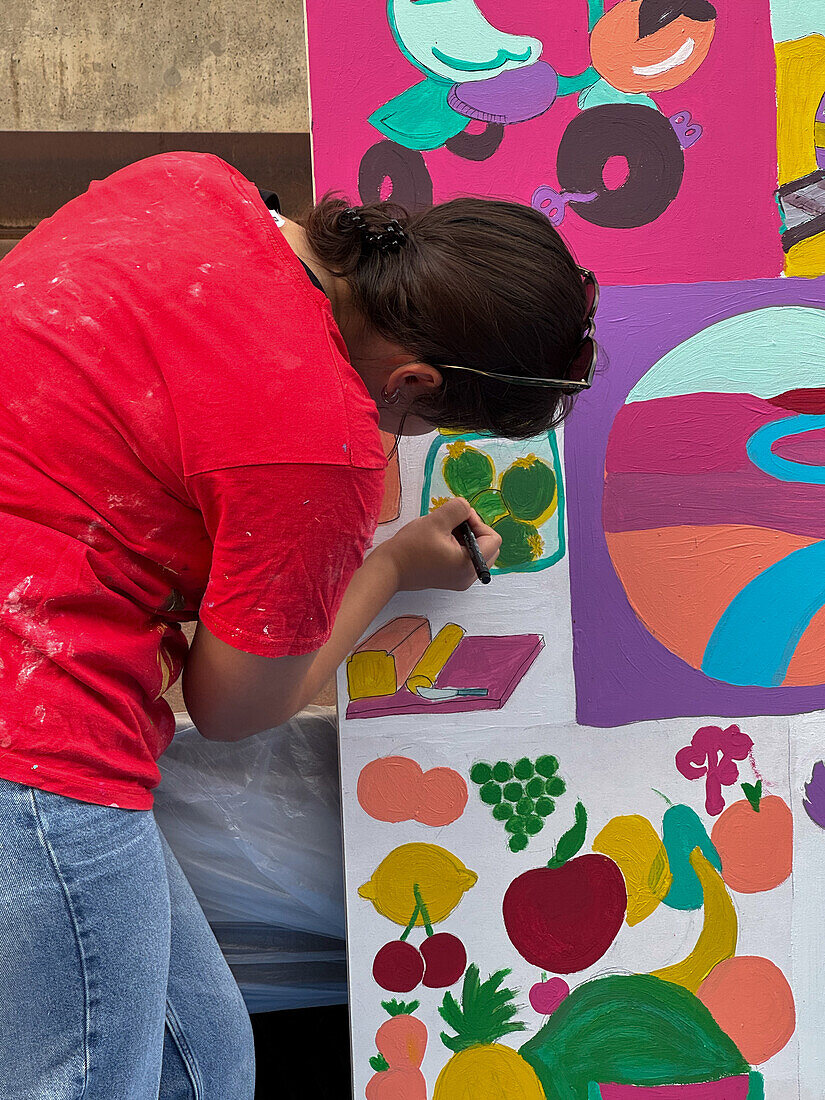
[0,777,255,1099]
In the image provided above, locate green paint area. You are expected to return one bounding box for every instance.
[500,454,557,523]
[492,514,544,568]
[431,44,533,71]
[519,974,749,1100]
[578,78,658,112]
[422,430,566,576]
[470,488,509,526]
[368,78,468,150]
[557,66,601,98]
[443,441,496,500]
[470,755,565,852]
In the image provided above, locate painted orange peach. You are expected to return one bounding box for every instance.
[710,794,792,893]
[365,1068,427,1100]
[357,756,424,823]
[416,767,469,827]
[590,0,716,94]
[698,955,796,1065]
[376,1013,428,1070]
[357,755,468,826]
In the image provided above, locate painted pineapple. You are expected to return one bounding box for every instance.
[433,965,545,1100]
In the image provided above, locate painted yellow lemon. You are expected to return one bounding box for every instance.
[593,814,672,926]
[359,843,477,926]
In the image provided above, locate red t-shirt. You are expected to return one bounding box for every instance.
[0,152,386,809]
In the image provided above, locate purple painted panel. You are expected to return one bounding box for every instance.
[565,277,825,727]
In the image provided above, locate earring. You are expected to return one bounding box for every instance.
[381,386,401,405]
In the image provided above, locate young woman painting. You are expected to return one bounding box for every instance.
[0,151,597,1098]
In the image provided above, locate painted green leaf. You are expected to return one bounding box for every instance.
[547,801,587,869]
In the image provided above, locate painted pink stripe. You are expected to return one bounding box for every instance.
[602,471,825,540]
[606,394,789,475]
[598,1077,750,1099]
[774,427,825,464]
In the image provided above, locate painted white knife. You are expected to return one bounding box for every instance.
[416,686,489,702]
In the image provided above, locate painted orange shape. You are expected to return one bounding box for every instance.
[376,1014,428,1070]
[416,767,469,827]
[365,1067,427,1100]
[697,955,796,1065]
[590,1,716,94]
[605,525,816,673]
[358,757,425,823]
[358,756,468,826]
[710,794,793,893]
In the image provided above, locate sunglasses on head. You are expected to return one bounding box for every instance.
[438,268,600,394]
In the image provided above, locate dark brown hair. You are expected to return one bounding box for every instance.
[302,195,589,440]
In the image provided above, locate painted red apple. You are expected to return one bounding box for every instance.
[503,802,627,973]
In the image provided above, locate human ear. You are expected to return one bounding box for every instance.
[385,361,443,402]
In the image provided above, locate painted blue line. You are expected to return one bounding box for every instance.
[702,540,825,686]
[746,413,825,484]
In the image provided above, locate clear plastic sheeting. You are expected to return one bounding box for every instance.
[153,707,348,1012]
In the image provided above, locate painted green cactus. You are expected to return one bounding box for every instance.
[443,441,495,501]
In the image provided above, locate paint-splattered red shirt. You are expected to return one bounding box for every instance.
[0,152,386,809]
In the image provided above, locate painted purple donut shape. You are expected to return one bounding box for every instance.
[448,61,558,125]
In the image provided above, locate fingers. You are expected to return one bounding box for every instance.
[462,506,501,567]
[463,506,491,540]
[429,495,473,529]
[476,532,502,568]
[429,496,502,574]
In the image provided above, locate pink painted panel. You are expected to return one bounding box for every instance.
[304,0,782,285]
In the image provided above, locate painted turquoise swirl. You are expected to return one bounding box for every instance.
[702,414,825,686]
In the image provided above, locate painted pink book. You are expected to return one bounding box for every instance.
[598,1080,751,1098]
[345,633,544,720]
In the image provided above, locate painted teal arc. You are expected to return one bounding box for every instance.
[431,44,533,71]
[702,539,825,687]
[746,414,825,484]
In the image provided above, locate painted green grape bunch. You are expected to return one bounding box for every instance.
[469,756,567,852]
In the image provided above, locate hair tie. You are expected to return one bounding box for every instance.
[342,208,407,253]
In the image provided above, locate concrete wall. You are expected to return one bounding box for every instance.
[1,0,309,132]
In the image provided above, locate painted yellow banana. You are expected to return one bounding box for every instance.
[652,848,737,993]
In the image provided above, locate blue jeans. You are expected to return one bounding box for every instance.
[0,777,255,1099]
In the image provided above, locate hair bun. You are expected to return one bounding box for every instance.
[340,207,407,252]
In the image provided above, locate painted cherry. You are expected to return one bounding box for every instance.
[420,932,466,988]
[529,976,570,1015]
[372,941,425,993]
